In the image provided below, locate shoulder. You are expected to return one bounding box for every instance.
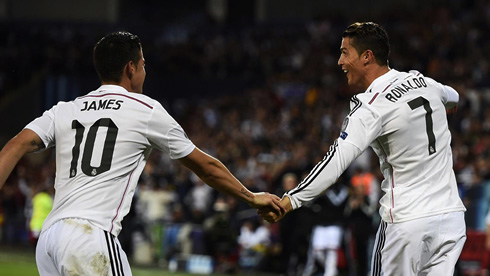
[359,69,433,109]
[123,92,159,106]
[348,93,381,117]
[41,100,71,114]
[346,94,383,132]
[405,70,444,91]
[122,93,160,110]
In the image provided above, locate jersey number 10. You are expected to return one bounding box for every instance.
[69,118,119,178]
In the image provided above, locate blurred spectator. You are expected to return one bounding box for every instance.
[184,175,214,224]
[303,181,349,276]
[275,172,314,275]
[29,183,53,245]
[344,169,379,276]
[161,203,186,263]
[1,176,27,244]
[140,184,176,220]
[237,218,271,272]
[203,197,239,273]
[138,181,177,261]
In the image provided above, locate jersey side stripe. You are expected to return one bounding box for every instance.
[349,95,362,116]
[288,140,338,196]
[79,93,153,109]
[109,165,137,233]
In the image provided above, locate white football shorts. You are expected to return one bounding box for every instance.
[371,211,466,276]
[36,218,132,276]
[311,225,343,250]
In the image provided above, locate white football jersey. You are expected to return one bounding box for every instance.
[25,85,195,236]
[286,69,466,223]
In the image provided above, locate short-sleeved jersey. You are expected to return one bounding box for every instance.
[286,69,466,224]
[25,85,195,236]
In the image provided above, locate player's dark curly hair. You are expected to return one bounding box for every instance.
[342,22,390,66]
[93,31,142,83]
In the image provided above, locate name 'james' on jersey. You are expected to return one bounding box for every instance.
[25,85,195,236]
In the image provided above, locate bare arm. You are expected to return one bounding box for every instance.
[178,147,285,214]
[0,129,45,189]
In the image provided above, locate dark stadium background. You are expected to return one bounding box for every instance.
[0,1,489,275]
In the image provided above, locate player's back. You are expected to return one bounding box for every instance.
[37,85,162,235]
[358,69,465,223]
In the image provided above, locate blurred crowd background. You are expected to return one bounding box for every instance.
[1,0,489,275]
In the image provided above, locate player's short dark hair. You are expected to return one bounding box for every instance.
[93,31,142,83]
[342,22,390,66]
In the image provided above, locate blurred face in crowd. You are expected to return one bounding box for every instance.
[282,174,298,191]
[338,37,369,91]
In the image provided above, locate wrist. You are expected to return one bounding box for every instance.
[241,188,256,205]
[281,195,293,213]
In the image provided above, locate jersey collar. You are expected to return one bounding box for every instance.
[97,85,130,94]
[366,69,398,93]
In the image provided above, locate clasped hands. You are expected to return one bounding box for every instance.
[249,192,293,223]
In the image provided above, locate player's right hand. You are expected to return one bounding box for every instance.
[258,196,292,223]
[249,192,285,217]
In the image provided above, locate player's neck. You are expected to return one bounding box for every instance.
[363,65,390,90]
[101,80,131,92]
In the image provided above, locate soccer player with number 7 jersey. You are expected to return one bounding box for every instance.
[0,31,285,276]
[259,22,466,275]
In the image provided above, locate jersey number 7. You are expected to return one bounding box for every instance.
[69,118,119,177]
[408,96,436,155]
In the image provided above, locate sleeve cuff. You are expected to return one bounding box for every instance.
[23,126,50,150]
[443,85,459,108]
[283,193,300,210]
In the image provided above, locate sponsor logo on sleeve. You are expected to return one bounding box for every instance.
[340,117,349,140]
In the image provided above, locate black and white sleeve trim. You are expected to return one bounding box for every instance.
[287,139,339,196]
[349,95,362,116]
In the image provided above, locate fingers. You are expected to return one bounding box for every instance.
[257,208,279,223]
[257,204,282,223]
[273,196,286,215]
[271,194,281,201]
[253,192,283,214]
[266,193,284,216]
[251,192,288,223]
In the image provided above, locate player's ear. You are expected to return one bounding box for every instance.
[125,61,135,79]
[363,50,374,65]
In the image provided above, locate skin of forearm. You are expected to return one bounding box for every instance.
[0,130,43,189]
[194,158,255,205]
